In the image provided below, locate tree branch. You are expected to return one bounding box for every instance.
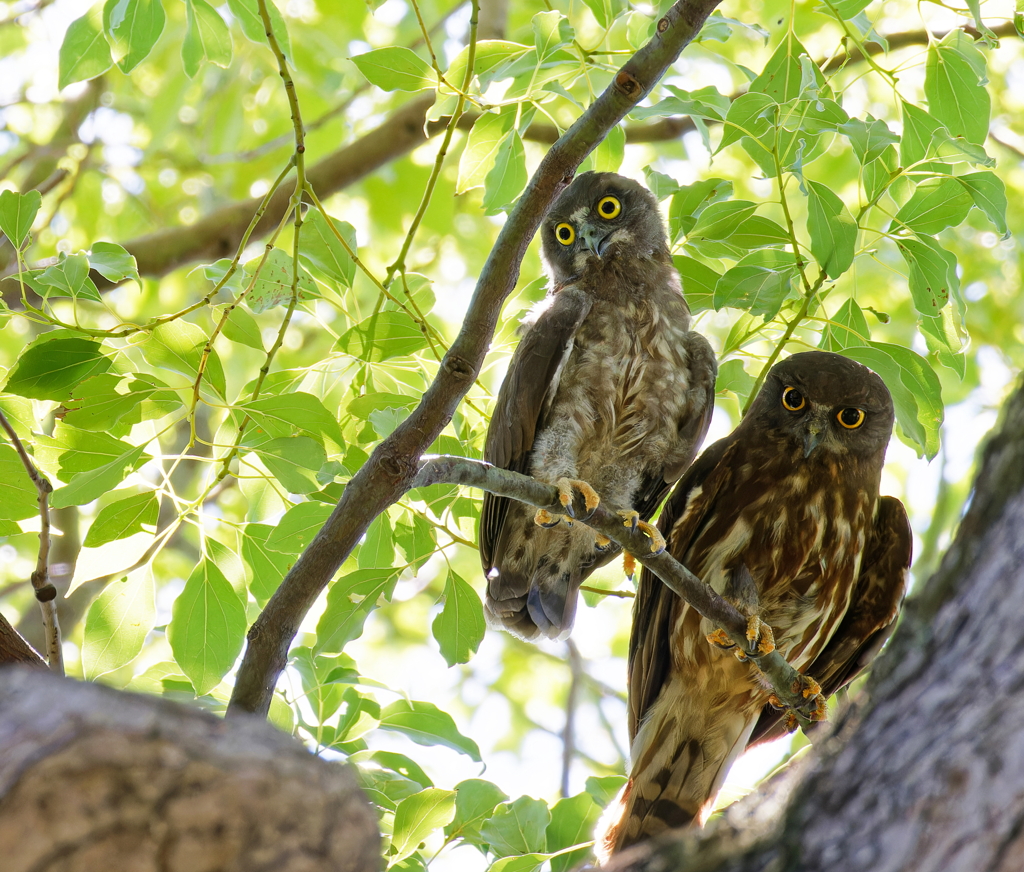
[227,0,727,717]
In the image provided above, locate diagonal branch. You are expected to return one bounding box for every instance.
[227,0,727,718]
[411,456,816,715]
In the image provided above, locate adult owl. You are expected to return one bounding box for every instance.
[598,350,911,858]
[479,171,717,641]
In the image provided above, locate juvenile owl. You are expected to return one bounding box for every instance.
[478,171,717,641]
[598,351,911,858]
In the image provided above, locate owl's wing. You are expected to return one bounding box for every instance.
[630,332,719,525]
[479,287,593,573]
[627,436,739,740]
[746,494,912,748]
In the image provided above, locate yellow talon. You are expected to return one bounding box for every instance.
[796,675,822,699]
[746,615,761,644]
[706,628,735,650]
[555,477,601,518]
[618,511,666,554]
[756,622,776,656]
[534,508,565,527]
[623,551,636,579]
[595,534,611,548]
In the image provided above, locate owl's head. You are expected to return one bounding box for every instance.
[540,172,668,283]
[746,351,895,460]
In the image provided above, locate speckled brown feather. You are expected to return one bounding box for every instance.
[598,351,910,859]
[479,172,717,641]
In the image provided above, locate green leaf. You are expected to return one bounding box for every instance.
[182,0,232,79]
[50,443,149,509]
[88,241,140,284]
[958,171,1008,236]
[241,523,293,602]
[713,250,797,320]
[225,0,291,57]
[0,443,38,522]
[432,570,485,666]
[244,248,319,314]
[631,85,729,122]
[241,392,345,450]
[446,779,509,842]
[219,304,264,351]
[0,189,42,248]
[348,392,418,419]
[829,0,872,20]
[668,178,733,241]
[820,298,871,351]
[547,793,601,872]
[715,358,755,399]
[62,373,181,433]
[900,100,944,166]
[480,796,551,857]
[840,116,898,165]
[489,856,547,872]
[674,256,719,314]
[806,180,857,279]
[138,320,226,400]
[718,91,774,152]
[167,558,247,696]
[82,568,155,679]
[864,144,899,203]
[895,235,958,317]
[83,489,159,547]
[257,436,326,494]
[315,567,399,652]
[364,751,433,789]
[30,253,97,301]
[358,513,395,569]
[4,335,112,402]
[483,129,527,216]
[445,40,530,89]
[892,177,973,235]
[394,512,436,570]
[301,210,357,288]
[391,789,457,863]
[351,46,435,92]
[584,775,626,807]
[925,32,990,145]
[59,6,113,89]
[581,0,625,29]
[378,699,482,761]
[844,344,943,458]
[103,0,165,73]
[532,10,573,61]
[457,109,516,194]
[337,311,430,363]
[265,501,333,554]
[686,200,758,243]
[588,125,625,174]
[749,34,816,103]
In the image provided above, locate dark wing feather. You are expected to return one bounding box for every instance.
[479,288,593,573]
[747,494,912,747]
[627,435,738,740]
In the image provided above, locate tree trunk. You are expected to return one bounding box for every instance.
[0,669,380,872]
[604,371,1024,872]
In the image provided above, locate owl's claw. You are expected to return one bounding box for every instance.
[746,617,775,656]
[619,511,666,554]
[556,477,601,520]
[534,508,565,528]
[706,628,735,650]
[623,551,636,579]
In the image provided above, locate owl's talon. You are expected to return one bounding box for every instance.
[706,628,735,650]
[794,674,821,700]
[619,512,665,554]
[595,534,611,548]
[556,477,601,520]
[623,551,636,579]
[768,693,784,710]
[534,509,565,528]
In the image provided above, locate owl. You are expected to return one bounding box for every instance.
[478,171,718,641]
[598,350,911,858]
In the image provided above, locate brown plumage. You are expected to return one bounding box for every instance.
[597,350,911,858]
[479,172,717,641]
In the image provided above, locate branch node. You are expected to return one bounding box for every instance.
[443,353,476,380]
[614,70,643,98]
[657,16,670,32]
[34,584,57,603]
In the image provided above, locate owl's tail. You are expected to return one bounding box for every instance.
[594,687,756,862]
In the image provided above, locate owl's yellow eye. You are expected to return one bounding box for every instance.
[555,223,575,245]
[781,387,805,411]
[837,407,866,429]
[596,196,621,219]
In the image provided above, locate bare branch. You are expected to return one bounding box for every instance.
[228,0,728,718]
[0,410,62,674]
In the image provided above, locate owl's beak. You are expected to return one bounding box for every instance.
[580,224,611,256]
[802,413,827,457]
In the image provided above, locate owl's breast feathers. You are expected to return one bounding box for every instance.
[670,436,880,671]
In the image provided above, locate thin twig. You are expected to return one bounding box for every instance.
[561,639,583,797]
[0,410,62,674]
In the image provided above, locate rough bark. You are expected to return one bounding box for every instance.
[601,372,1024,872]
[0,668,380,872]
